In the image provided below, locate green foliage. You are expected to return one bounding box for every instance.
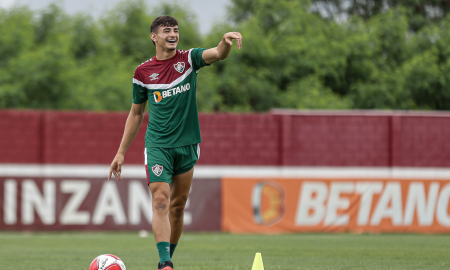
[223,0,450,111]
[0,1,201,111]
[282,76,352,109]
[102,0,155,63]
[1,0,450,111]
[0,8,34,65]
[203,0,352,111]
[1,39,76,109]
[310,0,450,31]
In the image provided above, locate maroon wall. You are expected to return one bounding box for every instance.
[0,111,147,164]
[198,114,280,165]
[280,114,391,166]
[1,110,450,167]
[396,116,450,167]
[0,111,42,163]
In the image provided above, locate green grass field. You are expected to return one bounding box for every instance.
[0,232,449,270]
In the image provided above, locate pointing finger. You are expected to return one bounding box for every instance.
[113,170,120,181]
[108,166,114,180]
[236,36,242,49]
[236,40,241,49]
[117,163,122,181]
[233,32,242,49]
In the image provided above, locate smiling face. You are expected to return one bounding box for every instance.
[151,25,179,51]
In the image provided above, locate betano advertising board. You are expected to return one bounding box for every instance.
[222,178,450,233]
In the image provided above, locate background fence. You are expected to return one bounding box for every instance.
[1,109,450,166]
[1,109,450,233]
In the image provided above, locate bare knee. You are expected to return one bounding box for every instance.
[170,196,188,218]
[152,193,170,214]
[170,204,185,218]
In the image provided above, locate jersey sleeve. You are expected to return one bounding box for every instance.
[132,68,148,104]
[190,48,210,71]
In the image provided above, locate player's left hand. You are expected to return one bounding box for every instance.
[223,32,243,49]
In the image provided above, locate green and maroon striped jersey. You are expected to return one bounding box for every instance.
[132,48,209,148]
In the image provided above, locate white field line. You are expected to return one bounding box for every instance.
[0,164,450,179]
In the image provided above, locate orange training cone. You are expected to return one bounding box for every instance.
[251,253,264,270]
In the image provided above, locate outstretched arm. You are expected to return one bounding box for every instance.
[202,32,243,65]
[108,102,147,181]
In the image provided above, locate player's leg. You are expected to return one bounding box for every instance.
[168,143,199,259]
[169,167,194,256]
[149,181,172,267]
[149,182,173,269]
[149,181,171,243]
[146,147,175,269]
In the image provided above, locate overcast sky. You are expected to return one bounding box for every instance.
[0,0,231,34]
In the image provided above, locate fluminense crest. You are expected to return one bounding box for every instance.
[152,164,163,177]
[174,62,185,73]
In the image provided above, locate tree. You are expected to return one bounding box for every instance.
[2,0,450,111]
[0,1,203,111]
[310,0,450,31]
[102,0,201,63]
[204,0,351,111]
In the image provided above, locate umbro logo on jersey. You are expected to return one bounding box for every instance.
[149,73,159,81]
[152,164,163,177]
[174,62,185,73]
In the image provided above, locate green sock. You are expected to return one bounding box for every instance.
[156,242,171,264]
[170,243,178,258]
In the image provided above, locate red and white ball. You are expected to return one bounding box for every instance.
[89,254,126,270]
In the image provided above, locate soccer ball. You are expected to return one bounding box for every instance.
[89,254,126,270]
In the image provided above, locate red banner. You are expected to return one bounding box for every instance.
[222,178,450,233]
[0,178,220,231]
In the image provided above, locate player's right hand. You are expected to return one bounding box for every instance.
[109,154,124,181]
[223,32,243,49]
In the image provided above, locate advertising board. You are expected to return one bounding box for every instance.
[222,178,450,233]
[0,178,220,231]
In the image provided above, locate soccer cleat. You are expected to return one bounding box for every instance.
[158,261,174,270]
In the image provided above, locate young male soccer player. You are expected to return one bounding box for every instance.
[108,16,242,270]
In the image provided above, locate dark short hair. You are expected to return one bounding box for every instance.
[150,16,178,46]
